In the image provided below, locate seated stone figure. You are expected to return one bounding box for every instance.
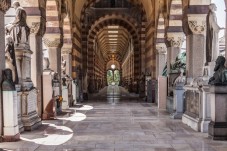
[208,56,227,85]
[5,1,30,49]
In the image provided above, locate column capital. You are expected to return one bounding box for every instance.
[43,35,62,48]
[0,0,11,12]
[188,14,207,35]
[156,43,167,54]
[166,32,185,48]
[29,22,41,34]
[62,48,72,55]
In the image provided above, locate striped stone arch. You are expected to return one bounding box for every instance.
[80,0,147,23]
[86,17,140,78]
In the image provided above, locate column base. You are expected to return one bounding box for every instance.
[209,122,227,140]
[22,111,42,131]
[171,112,183,119]
[201,120,211,133]
[2,133,20,142]
[182,113,201,131]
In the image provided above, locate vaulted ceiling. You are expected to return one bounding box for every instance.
[96,26,130,62]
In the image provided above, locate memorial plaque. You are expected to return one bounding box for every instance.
[185,90,200,118]
[27,90,37,113]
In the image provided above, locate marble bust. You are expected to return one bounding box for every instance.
[208,56,227,85]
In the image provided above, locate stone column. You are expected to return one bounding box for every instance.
[27,19,43,117]
[182,2,211,132]
[43,35,62,74]
[156,44,167,76]
[187,15,207,81]
[0,0,11,138]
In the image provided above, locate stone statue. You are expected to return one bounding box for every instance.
[174,69,185,86]
[5,35,18,84]
[43,49,50,70]
[208,56,227,85]
[2,69,16,91]
[62,77,67,86]
[52,72,60,87]
[61,57,66,75]
[5,1,30,49]
[206,3,224,64]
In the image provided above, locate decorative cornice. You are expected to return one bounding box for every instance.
[43,38,61,48]
[30,22,40,34]
[188,14,207,35]
[0,0,11,12]
[166,32,185,48]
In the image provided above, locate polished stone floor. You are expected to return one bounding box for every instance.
[1,86,227,151]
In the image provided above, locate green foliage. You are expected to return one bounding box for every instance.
[107,70,120,85]
[162,51,186,76]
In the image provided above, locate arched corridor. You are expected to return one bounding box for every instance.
[1,0,227,150]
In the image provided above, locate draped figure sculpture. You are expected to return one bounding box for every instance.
[206,3,224,64]
[5,1,30,49]
[5,35,19,84]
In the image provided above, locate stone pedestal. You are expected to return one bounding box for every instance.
[62,86,69,110]
[3,91,20,142]
[72,80,77,105]
[158,76,167,109]
[17,92,24,132]
[200,85,211,133]
[182,86,201,131]
[208,86,227,140]
[15,49,33,91]
[42,70,56,119]
[21,89,41,131]
[171,84,185,119]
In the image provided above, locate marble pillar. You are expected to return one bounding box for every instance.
[158,76,167,110]
[28,19,43,117]
[3,91,20,142]
[156,44,167,77]
[43,35,62,75]
[62,86,69,110]
[42,71,56,119]
[0,0,11,137]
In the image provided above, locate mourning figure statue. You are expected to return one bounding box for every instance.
[5,35,18,84]
[5,1,30,49]
[208,56,227,85]
[61,57,66,76]
[206,3,224,64]
[2,69,16,91]
[52,72,60,87]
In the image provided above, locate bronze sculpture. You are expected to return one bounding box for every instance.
[5,35,18,84]
[208,56,227,85]
[2,69,16,91]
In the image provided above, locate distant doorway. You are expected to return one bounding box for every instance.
[107,70,120,86]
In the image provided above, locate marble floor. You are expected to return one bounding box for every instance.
[1,86,227,151]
